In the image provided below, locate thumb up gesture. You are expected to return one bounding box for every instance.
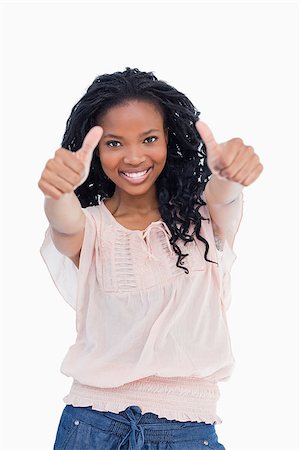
[38,126,103,200]
[195,120,263,186]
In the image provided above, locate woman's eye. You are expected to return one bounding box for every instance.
[106,136,157,148]
[144,136,158,143]
[106,141,120,148]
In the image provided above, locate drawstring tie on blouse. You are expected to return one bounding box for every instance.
[141,221,173,261]
[103,405,145,449]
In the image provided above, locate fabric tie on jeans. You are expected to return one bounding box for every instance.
[104,405,145,449]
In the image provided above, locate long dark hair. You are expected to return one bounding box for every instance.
[61,67,217,273]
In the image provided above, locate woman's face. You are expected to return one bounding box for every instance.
[97,99,168,197]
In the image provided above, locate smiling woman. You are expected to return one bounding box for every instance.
[38,67,250,450]
[60,67,215,274]
[96,100,168,193]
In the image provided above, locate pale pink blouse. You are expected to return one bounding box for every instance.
[40,191,243,424]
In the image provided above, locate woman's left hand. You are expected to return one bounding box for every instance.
[195,120,264,186]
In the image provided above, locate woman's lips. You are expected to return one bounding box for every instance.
[119,167,153,185]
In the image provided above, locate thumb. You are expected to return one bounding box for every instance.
[74,126,103,189]
[195,120,218,153]
[76,126,103,162]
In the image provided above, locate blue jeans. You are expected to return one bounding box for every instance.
[53,404,226,449]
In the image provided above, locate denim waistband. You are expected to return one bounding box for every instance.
[63,404,218,449]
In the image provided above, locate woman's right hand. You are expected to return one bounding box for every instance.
[38,126,103,200]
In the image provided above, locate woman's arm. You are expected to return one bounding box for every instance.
[38,126,103,267]
[204,176,244,248]
[43,192,86,268]
[196,120,263,247]
[44,191,85,235]
[204,175,243,206]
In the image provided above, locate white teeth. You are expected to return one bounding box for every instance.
[123,169,147,178]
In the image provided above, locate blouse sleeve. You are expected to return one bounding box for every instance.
[201,189,244,311]
[39,206,98,311]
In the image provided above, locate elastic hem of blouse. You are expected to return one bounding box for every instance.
[62,376,222,425]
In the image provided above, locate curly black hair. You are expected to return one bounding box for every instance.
[61,67,217,274]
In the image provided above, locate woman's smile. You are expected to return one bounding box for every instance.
[119,166,153,184]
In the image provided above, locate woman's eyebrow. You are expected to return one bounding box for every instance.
[103,128,161,139]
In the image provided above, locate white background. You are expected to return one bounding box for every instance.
[1,1,299,449]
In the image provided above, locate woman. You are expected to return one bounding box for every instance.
[39,67,263,449]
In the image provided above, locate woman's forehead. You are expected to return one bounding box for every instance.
[98,100,165,128]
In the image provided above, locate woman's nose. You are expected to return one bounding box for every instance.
[123,146,147,164]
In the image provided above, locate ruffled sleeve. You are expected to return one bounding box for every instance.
[39,206,98,311]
